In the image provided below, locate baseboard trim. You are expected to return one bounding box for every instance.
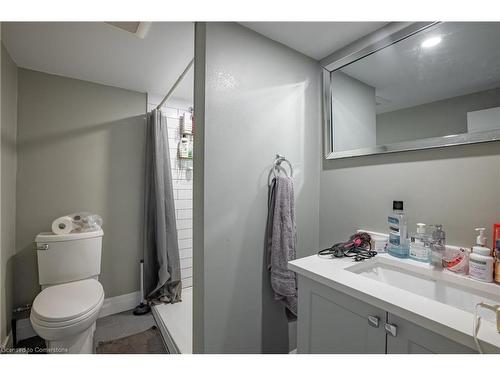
[14,291,141,342]
[98,290,141,318]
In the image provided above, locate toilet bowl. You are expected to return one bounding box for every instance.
[31,278,104,354]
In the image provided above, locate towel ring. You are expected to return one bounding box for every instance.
[268,154,293,185]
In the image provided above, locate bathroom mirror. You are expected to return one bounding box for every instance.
[323,22,500,159]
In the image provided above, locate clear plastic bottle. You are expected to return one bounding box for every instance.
[387,201,409,258]
[430,224,446,269]
[409,223,431,263]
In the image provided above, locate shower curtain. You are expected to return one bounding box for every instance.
[143,109,182,303]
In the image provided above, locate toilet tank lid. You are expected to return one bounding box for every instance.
[36,229,104,243]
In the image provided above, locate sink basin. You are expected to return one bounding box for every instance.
[347,257,500,322]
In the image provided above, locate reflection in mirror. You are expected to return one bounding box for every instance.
[329,22,500,158]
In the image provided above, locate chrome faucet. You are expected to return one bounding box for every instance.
[430,224,446,269]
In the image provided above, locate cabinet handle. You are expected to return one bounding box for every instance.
[367,315,379,328]
[384,323,398,337]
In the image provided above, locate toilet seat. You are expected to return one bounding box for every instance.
[31,279,104,341]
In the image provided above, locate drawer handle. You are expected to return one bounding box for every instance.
[367,315,379,328]
[384,323,398,337]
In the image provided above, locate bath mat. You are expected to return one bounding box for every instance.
[96,326,167,354]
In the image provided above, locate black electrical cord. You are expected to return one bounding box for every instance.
[318,232,377,262]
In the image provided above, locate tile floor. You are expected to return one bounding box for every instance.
[94,309,157,345]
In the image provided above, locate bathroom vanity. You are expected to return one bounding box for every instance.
[289,254,500,354]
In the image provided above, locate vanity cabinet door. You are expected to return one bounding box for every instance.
[385,313,476,354]
[297,276,386,354]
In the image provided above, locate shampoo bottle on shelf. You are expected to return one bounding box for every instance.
[387,201,409,258]
[178,135,189,159]
[469,228,494,283]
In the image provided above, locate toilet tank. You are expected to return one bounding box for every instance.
[35,229,103,287]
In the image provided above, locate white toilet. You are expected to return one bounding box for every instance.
[30,229,105,354]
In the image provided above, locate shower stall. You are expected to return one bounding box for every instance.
[144,59,194,354]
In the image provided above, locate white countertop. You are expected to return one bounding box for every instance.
[289,253,500,353]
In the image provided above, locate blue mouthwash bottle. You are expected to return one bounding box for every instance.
[387,200,409,258]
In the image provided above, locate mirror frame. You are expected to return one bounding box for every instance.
[322,21,500,159]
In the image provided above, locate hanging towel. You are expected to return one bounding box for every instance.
[266,175,298,319]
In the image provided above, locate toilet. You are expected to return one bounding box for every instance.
[30,229,105,354]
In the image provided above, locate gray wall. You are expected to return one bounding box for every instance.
[1,42,17,344]
[320,143,500,251]
[15,69,147,306]
[376,87,500,144]
[194,22,321,353]
[193,22,206,355]
[332,71,376,151]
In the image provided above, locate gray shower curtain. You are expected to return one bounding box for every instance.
[143,109,182,303]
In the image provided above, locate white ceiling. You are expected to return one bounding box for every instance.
[341,22,500,113]
[2,22,392,104]
[2,22,194,102]
[240,22,388,60]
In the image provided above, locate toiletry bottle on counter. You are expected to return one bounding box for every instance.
[409,223,430,263]
[430,224,446,269]
[495,224,500,283]
[469,228,494,283]
[387,201,409,258]
[494,247,500,283]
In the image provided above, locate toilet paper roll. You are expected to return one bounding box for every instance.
[51,216,75,235]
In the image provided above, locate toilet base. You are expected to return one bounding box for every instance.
[46,322,96,354]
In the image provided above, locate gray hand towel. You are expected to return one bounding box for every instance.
[266,175,297,318]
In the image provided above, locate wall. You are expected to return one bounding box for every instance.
[15,69,147,307]
[320,143,500,251]
[332,71,376,151]
[467,106,500,133]
[194,22,321,353]
[147,97,193,289]
[1,41,17,346]
[193,22,206,354]
[376,87,500,144]
[0,24,3,346]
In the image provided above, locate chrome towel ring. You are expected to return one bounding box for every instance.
[268,154,293,185]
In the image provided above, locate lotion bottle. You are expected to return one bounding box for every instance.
[469,228,494,283]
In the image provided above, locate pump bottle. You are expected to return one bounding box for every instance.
[469,228,494,283]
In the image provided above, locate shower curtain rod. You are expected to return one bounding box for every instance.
[156,58,194,110]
